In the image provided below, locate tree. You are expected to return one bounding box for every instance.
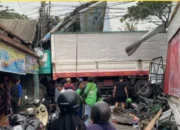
[0,5,28,19]
[124,22,137,31]
[47,16,62,31]
[48,16,62,27]
[121,2,171,25]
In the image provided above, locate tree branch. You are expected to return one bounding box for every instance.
[150,21,161,25]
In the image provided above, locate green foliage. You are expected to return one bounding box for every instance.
[121,2,171,24]
[124,22,137,31]
[48,16,62,27]
[47,16,62,31]
[0,5,28,19]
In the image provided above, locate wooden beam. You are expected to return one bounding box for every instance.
[144,109,163,130]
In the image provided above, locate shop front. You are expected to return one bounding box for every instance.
[0,23,39,126]
[0,41,39,106]
[0,39,39,121]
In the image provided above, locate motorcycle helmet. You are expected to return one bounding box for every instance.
[57,90,80,114]
[33,99,41,107]
[91,101,111,123]
[10,114,26,126]
[126,98,132,104]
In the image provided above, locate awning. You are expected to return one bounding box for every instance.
[125,24,166,56]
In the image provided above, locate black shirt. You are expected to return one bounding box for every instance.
[115,82,126,96]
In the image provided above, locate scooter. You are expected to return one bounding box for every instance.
[24,96,49,127]
[130,94,168,120]
[2,112,44,130]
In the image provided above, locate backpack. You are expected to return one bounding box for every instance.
[78,86,86,104]
[96,87,103,102]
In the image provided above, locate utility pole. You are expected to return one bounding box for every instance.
[48,2,51,32]
[33,1,46,100]
[39,1,46,39]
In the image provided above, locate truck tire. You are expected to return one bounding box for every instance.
[134,80,153,98]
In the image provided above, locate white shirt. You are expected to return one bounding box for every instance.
[54,88,65,103]
[54,88,65,114]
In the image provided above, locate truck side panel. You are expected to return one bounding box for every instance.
[51,32,167,80]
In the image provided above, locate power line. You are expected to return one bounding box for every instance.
[1,1,133,20]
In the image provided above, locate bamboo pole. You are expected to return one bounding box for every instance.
[144,109,162,130]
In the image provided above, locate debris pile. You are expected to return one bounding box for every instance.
[111,94,177,130]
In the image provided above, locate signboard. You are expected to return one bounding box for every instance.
[0,42,26,74]
[39,50,51,74]
[26,55,39,74]
[164,31,180,97]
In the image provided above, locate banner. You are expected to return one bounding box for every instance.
[26,55,39,74]
[0,42,26,74]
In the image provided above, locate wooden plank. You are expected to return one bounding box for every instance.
[144,109,163,130]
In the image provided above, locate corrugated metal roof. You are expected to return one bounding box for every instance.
[0,19,37,42]
[58,1,97,31]
[0,33,38,57]
[41,1,98,42]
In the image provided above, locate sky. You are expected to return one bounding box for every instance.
[1,2,158,31]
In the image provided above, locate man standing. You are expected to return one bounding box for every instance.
[76,78,85,118]
[64,78,75,91]
[54,80,65,103]
[113,77,128,110]
[10,77,22,114]
[84,77,98,126]
[49,79,65,114]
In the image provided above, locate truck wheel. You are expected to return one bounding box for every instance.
[134,80,153,98]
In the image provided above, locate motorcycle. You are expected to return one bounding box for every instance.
[0,113,44,130]
[131,94,168,120]
[24,96,49,127]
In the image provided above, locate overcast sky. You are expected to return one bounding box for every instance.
[1,2,157,31]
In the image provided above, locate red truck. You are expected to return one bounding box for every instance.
[51,32,167,98]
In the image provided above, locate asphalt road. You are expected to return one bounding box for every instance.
[113,123,135,130]
[110,112,138,130]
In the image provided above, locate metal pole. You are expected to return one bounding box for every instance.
[76,34,78,79]
[40,1,46,39]
[48,2,51,32]
[33,74,39,99]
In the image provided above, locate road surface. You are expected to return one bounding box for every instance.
[113,123,135,130]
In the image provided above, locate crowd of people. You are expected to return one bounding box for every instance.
[49,77,116,130]
[0,75,130,130]
[0,75,23,126]
[50,76,129,130]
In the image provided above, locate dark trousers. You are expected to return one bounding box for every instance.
[11,102,19,114]
[11,98,19,114]
[78,104,83,118]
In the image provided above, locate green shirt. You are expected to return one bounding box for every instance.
[84,82,97,105]
[76,88,81,95]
